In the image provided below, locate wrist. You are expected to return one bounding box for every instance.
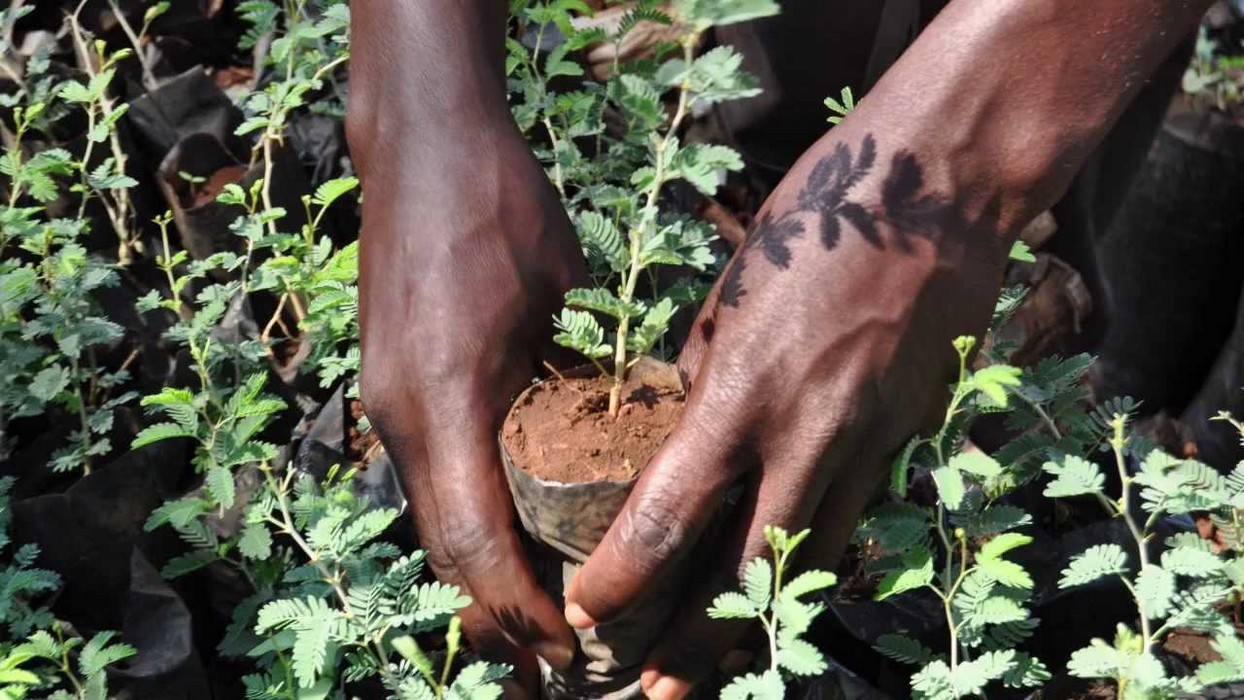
[846,0,1207,241]
[346,0,514,177]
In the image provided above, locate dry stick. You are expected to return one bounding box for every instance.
[67,1,137,263]
[0,0,26,92]
[105,0,156,91]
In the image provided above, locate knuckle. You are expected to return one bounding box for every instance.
[616,496,690,571]
[439,516,510,579]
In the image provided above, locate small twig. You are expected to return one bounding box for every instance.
[542,360,569,384]
[106,0,156,90]
[260,292,290,345]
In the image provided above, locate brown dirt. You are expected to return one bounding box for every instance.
[347,399,382,469]
[190,164,247,209]
[1164,628,1222,665]
[501,373,683,484]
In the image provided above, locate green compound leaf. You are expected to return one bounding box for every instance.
[780,570,837,601]
[1008,240,1037,263]
[874,633,934,666]
[776,637,827,677]
[552,308,612,360]
[1042,455,1106,498]
[677,0,781,30]
[206,464,236,510]
[964,505,1032,538]
[1002,652,1052,688]
[239,521,273,560]
[1067,639,1134,679]
[564,287,645,320]
[931,466,966,511]
[667,143,744,196]
[292,616,333,688]
[978,533,1032,562]
[131,422,197,449]
[977,557,1034,590]
[311,177,359,208]
[1197,634,1244,686]
[720,669,784,700]
[950,451,1002,480]
[951,650,1016,697]
[577,211,628,273]
[968,365,1022,407]
[1161,545,1224,578]
[78,631,136,679]
[876,546,934,601]
[743,557,772,610]
[825,86,855,125]
[626,297,677,355]
[1060,544,1129,588]
[911,660,953,700]
[29,366,69,402]
[974,596,1027,625]
[708,591,758,620]
[889,436,920,497]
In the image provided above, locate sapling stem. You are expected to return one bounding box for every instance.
[56,624,87,699]
[259,463,399,686]
[1107,415,1155,650]
[68,1,139,263]
[5,116,27,211]
[608,35,697,417]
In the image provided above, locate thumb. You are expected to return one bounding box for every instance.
[564,408,743,628]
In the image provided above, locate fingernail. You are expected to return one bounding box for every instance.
[535,641,575,672]
[718,649,753,674]
[646,675,690,700]
[640,668,661,692]
[564,602,597,629]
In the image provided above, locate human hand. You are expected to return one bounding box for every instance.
[563,122,1015,699]
[353,119,587,694]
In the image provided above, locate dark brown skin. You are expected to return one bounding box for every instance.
[347,1,585,691]
[347,1,1212,698]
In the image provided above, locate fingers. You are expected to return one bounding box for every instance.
[799,441,893,574]
[456,601,542,695]
[638,459,832,700]
[564,412,743,628]
[375,393,576,687]
[638,417,882,700]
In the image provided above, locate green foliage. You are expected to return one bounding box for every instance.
[228,466,504,697]
[1053,412,1244,698]
[508,0,775,406]
[710,527,837,696]
[1183,26,1244,113]
[0,478,133,699]
[1059,544,1128,588]
[824,87,855,125]
[854,337,1074,698]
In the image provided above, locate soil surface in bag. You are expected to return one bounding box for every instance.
[502,372,684,483]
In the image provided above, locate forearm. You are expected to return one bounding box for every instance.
[345,0,512,174]
[845,0,1211,240]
